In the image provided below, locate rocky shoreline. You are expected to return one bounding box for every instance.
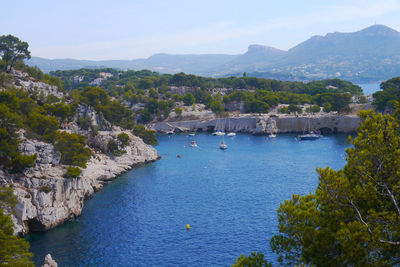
[150,113,361,135]
[3,132,158,236]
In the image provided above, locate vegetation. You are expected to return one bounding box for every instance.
[270,107,400,266]
[38,185,52,193]
[52,68,362,122]
[132,125,158,146]
[373,77,400,112]
[0,187,34,265]
[78,86,136,129]
[64,166,82,178]
[117,132,130,147]
[232,252,272,267]
[53,131,91,168]
[0,35,30,73]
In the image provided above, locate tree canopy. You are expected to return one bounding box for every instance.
[0,35,31,73]
[0,187,34,266]
[270,107,400,266]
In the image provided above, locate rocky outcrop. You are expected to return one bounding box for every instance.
[150,114,361,134]
[10,69,64,99]
[5,131,158,235]
[42,254,58,267]
[75,103,112,131]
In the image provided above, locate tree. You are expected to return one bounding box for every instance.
[0,187,34,266]
[270,108,400,266]
[53,131,91,168]
[0,35,31,73]
[232,252,272,267]
[183,92,195,106]
[132,125,158,146]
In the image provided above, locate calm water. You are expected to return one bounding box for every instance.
[357,82,381,95]
[27,134,350,266]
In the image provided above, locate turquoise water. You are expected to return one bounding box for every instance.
[27,133,350,266]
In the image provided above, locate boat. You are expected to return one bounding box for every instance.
[219,131,228,150]
[219,140,228,150]
[212,118,226,136]
[212,130,225,136]
[188,133,195,137]
[227,132,236,137]
[166,130,174,135]
[298,131,321,140]
[267,117,277,138]
[298,116,321,140]
[189,140,198,147]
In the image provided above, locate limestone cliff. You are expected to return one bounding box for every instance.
[0,70,159,235]
[150,114,361,135]
[5,131,158,235]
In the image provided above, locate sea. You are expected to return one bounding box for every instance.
[27,133,351,266]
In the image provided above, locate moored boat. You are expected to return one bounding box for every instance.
[189,140,198,147]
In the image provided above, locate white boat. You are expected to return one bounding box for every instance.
[298,116,321,140]
[188,133,195,137]
[227,132,236,137]
[267,117,277,138]
[189,140,198,147]
[219,140,228,150]
[212,130,225,136]
[166,130,174,135]
[298,132,321,140]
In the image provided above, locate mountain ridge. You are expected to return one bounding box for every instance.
[27,24,400,82]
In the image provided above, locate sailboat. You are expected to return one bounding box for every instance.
[212,118,226,136]
[219,135,228,150]
[227,117,236,136]
[298,115,321,140]
[268,119,276,138]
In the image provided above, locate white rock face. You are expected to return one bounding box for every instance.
[11,69,64,99]
[42,253,58,267]
[151,114,361,134]
[5,132,158,235]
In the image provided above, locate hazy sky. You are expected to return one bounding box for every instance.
[3,0,400,60]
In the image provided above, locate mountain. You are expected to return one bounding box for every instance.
[26,25,400,82]
[28,54,238,74]
[272,25,400,81]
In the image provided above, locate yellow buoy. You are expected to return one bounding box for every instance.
[186,224,190,230]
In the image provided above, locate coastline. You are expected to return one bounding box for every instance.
[150,113,361,135]
[6,133,159,236]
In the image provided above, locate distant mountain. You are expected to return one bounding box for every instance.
[28,54,238,74]
[26,25,400,82]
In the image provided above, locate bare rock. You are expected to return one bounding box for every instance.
[42,253,58,267]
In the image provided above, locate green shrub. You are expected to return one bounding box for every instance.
[38,185,51,193]
[54,131,91,168]
[77,116,92,130]
[117,132,130,147]
[64,166,82,178]
[232,252,272,267]
[174,107,182,116]
[107,140,126,156]
[132,125,158,146]
[7,154,37,173]
[306,104,321,113]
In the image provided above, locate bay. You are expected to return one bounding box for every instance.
[27,133,350,266]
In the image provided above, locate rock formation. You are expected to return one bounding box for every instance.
[6,131,158,235]
[42,254,58,267]
[150,114,361,135]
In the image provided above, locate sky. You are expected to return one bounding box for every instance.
[2,0,400,60]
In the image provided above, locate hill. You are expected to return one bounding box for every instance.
[26,25,400,82]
